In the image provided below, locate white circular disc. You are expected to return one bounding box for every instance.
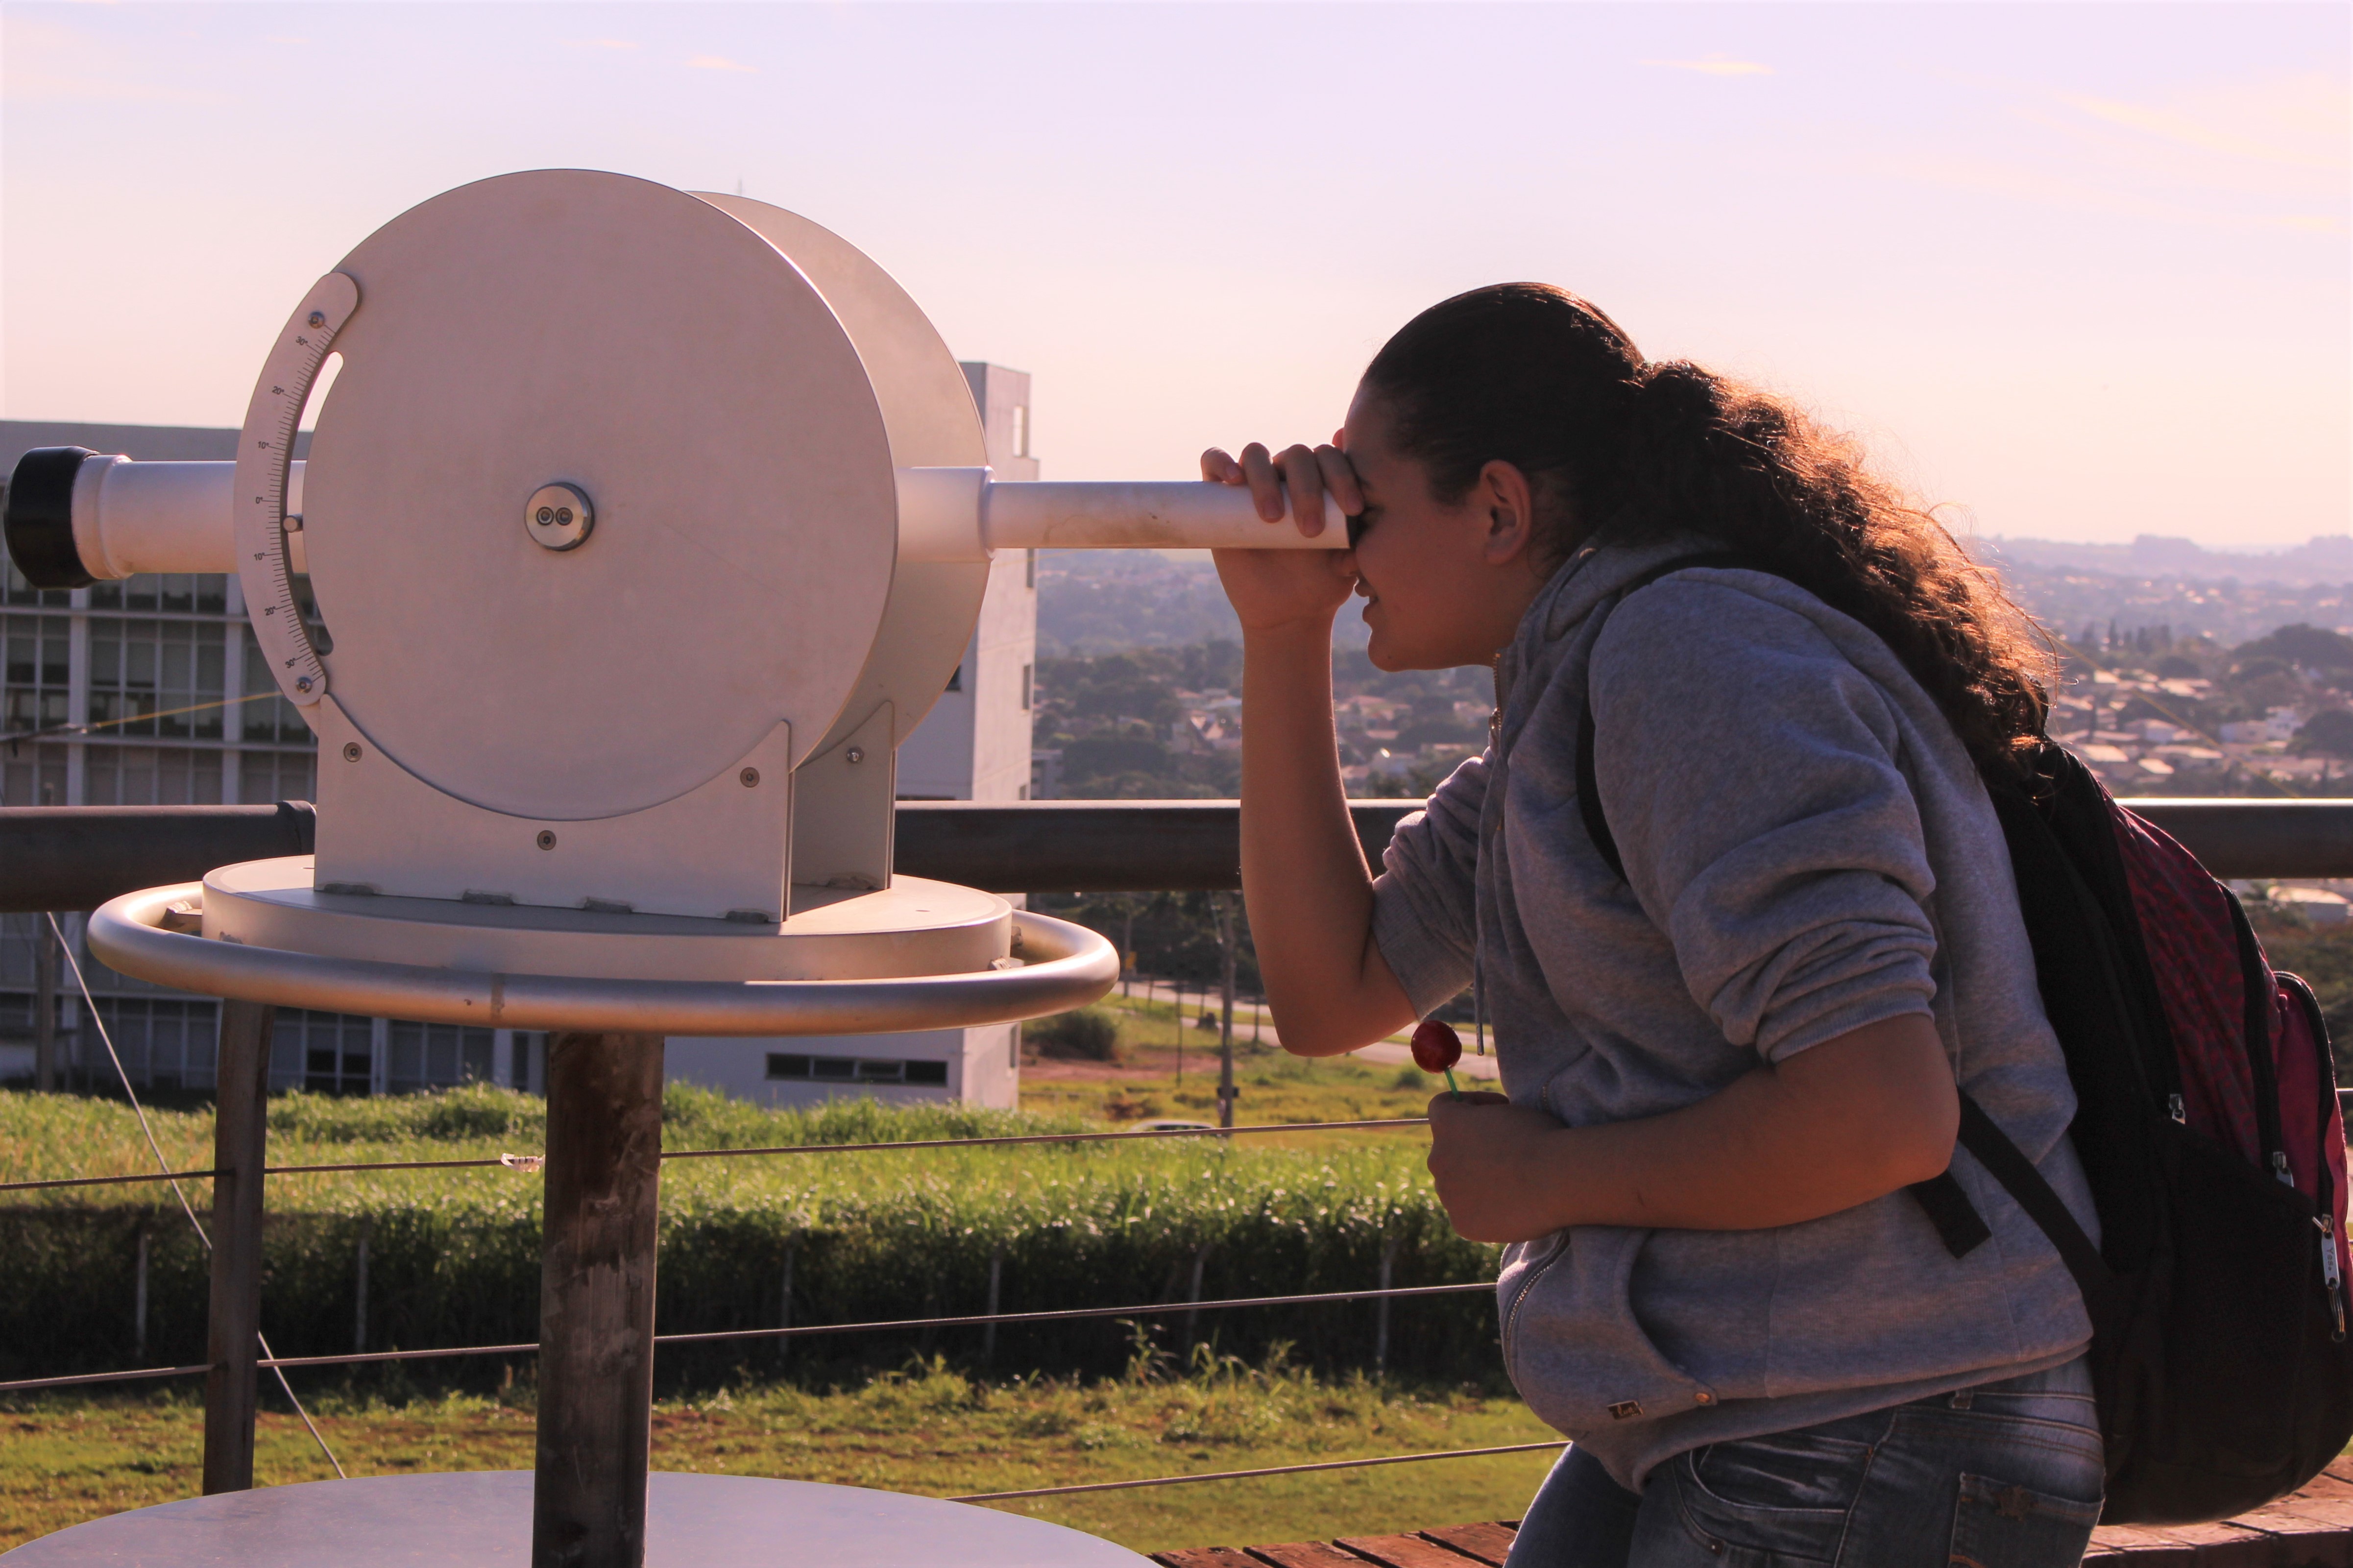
[695,195,987,755]
[202,859,1011,983]
[303,170,898,820]
[0,1471,1152,1566]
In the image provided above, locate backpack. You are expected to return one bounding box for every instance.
[1572,555,2353,1525]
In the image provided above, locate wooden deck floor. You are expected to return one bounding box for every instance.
[1153,1457,2353,1566]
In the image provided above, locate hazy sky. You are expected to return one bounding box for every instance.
[4,3,2346,547]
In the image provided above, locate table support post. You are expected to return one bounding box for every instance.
[203,999,275,1494]
[533,1032,665,1568]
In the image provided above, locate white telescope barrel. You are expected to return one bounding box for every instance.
[6,453,1331,587]
[895,467,1351,564]
[2,452,300,584]
[75,457,296,578]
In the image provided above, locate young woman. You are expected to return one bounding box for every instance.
[1204,284,2103,1567]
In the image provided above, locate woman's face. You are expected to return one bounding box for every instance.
[1339,387,1546,672]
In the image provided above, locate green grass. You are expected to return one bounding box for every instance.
[0,1086,1495,1391]
[0,1063,1518,1554]
[0,1357,1556,1556]
[1024,995,1448,1128]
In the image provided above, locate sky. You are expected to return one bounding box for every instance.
[3,2,2346,548]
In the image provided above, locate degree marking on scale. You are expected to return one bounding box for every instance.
[234,270,356,708]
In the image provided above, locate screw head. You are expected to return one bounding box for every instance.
[739,767,760,787]
[294,675,314,693]
[536,830,557,850]
[846,746,866,765]
[524,483,594,552]
[341,742,362,762]
[307,311,326,328]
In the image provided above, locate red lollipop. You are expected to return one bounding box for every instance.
[1410,1018,1464,1095]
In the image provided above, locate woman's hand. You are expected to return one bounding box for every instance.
[1426,1092,1576,1243]
[1204,440,1362,635]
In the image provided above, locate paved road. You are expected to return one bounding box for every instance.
[1110,978,1504,1083]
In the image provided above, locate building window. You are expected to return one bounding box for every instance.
[83,745,222,805]
[1012,405,1029,459]
[240,749,317,806]
[86,997,222,1091]
[766,1053,948,1086]
[387,1020,496,1095]
[1020,663,1033,710]
[2,743,68,806]
[273,1009,375,1095]
[86,574,226,615]
[86,618,226,739]
[2,611,71,736]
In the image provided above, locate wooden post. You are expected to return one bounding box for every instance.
[982,1247,1003,1367]
[1214,894,1237,1130]
[33,920,56,1093]
[354,1217,371,1355]
[133,1219,150,1361]
[533,1032,664,1568]
[1374,1235,1402,1377]
[203,999,275,1495]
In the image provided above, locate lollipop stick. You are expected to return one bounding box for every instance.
[1444,1068,1460,1098]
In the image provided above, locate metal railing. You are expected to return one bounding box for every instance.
[7,797,2353,914]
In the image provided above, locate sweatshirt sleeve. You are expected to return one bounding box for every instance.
[1588,578,1940,1063]
[1369,751,1488,1019]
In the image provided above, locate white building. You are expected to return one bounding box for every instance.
[2,366,1041,1108]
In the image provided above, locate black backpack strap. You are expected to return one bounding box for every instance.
[1955,1089,2117,1313]
[1908,1170,1993,1258]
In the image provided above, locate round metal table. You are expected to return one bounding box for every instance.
[0,1472,1152,1566]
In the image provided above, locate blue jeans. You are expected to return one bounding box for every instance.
[1505,1358,2103,1568]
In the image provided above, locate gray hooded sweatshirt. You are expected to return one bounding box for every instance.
[1370,540,2096,1491]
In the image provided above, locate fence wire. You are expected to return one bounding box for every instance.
[0,1281,1491,1389]
[44,915,346,1479]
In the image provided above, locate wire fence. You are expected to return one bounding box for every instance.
[8,922,1512,1511]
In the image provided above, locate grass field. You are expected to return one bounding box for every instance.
[2,1360,1557,1556]
[1020,992,1448,1128]
[0,1003,1506,1555]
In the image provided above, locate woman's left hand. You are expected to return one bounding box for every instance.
[1426,1092,1574,1243]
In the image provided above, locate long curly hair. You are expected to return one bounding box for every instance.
[1360,282,2054,775]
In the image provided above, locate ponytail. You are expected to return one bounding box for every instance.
[1361,285,2054,775]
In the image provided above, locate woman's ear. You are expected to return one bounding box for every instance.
[1477,460,1537,567]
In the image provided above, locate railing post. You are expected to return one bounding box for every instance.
[34,919,57,1092]
[534,1032,664,1568]
[203,998,274,1495]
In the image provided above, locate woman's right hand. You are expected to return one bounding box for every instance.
[1203,440,1363,635]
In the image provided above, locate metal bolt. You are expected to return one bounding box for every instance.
[294,675,314,693]
[536,831,557,850]
[341,742,362,762]
[524,483,594,552]
[846,747,866,765]
[307,312,325,328]
[739,768,760,788]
